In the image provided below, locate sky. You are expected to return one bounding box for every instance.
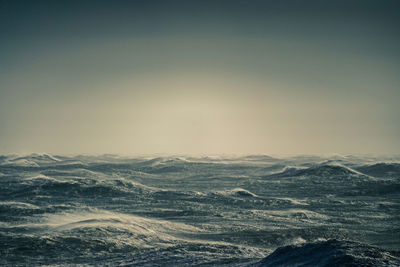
[0,0,399,155]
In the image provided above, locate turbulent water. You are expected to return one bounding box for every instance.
[1,154,399,266]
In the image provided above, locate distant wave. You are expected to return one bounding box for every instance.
[267,164,370,179]
[355,163,400,178]
[216,188,258,198]
[1,153,61,166]
[256,239,400,266]
[2,172,159,200]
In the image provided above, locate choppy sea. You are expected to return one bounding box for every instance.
[1,154,399,266]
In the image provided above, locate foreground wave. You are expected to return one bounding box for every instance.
[0,154,399,266]
[257,240,400,267]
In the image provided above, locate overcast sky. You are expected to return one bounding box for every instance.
[1,0,399,155]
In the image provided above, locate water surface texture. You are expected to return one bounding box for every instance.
[1,154,399,266]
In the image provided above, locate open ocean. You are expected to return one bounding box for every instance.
[1,154,399,266]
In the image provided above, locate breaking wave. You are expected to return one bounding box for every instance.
[269,164,368,179]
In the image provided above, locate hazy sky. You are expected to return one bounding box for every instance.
[1,0,399,155]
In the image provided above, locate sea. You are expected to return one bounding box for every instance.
[1,153,399,266]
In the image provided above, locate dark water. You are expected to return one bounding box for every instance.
[1,154,399,266]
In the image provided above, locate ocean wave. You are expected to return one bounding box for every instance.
[2,209,203,252]
[1,153,61,166]
[1,158,40,167]
[256,239,400,266]
[267,164,372,180]
[355,163,400,178]
[8,174,157,199]
[0,201,40,210]
[251,209,329,222]
[39,209,200,235]
[0,201,41,219]
[216,188,258,198]
[268,166,308,177]
[274,198,309,206]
